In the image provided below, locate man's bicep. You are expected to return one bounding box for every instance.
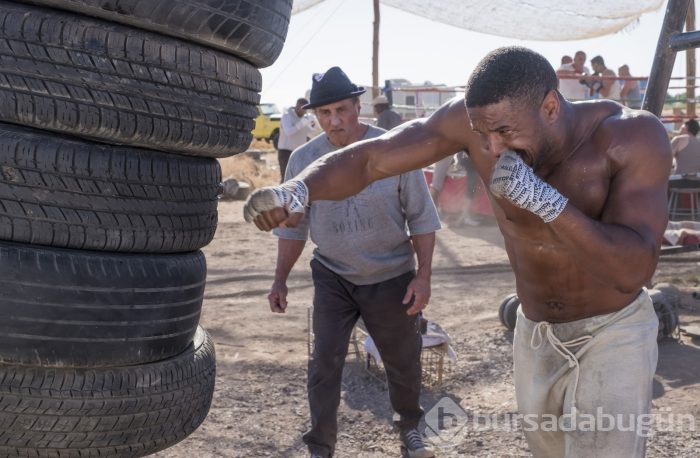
[369,99,475,178]
[603,181,668,244]
[603,128,671,242]
[365,130,443,180]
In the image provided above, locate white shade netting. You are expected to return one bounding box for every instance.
[292,0,665,40]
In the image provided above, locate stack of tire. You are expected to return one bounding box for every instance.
[0,1,292,456]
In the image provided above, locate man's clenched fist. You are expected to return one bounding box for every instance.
[490,150,568,223]
[243,179,309,229]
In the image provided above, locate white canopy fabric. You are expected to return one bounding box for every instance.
[292,0,665,40]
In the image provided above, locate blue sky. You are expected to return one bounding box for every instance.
[260,0,691,109]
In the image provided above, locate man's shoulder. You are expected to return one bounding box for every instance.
[282,108,299,121]
[672,133,692,143]
[280,111,293,125]
[365,124,387,138]
[598,103,662,132]
[288,135,327,166]
[377,110,393,122]
[293,133,327,153]
[593,103,670,155]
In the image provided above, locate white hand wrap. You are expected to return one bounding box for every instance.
[243,179,309,223]
[489,151,568,223]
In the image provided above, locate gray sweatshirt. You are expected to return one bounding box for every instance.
[274,125,441,285]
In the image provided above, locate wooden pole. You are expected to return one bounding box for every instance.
[687,0,696,118]
[644,0,691,115]
[372,0,380,98]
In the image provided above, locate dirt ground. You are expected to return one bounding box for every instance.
[153,151,700,458]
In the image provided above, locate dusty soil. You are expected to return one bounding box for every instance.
[153,151,700,458]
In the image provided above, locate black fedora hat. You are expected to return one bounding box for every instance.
[303,66,366,109]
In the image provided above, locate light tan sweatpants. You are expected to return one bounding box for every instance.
[514,289,659,458]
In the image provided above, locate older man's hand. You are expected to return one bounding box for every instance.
[243,179,308,231]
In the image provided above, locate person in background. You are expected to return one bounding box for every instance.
[373,94,403,130]
[573,50,591,76]
[618,65,643,109]
[270,66,439,458]
[557,51,590,101]
[588,55,621,101]
[277,97,319,181]
[456,151,481,226]
[429,152,481,226]
[429,154,453,205]
[671,118,700,175]
[557,54,585,101]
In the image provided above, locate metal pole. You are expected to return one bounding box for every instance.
[687,0,696,118]
[372,0,380,98]
[643,0,691,116]
[669,29,700,49]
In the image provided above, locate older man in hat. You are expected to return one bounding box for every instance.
[373,94,403,130]
[267,66,439,458]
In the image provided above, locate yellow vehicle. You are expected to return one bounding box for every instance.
[252,103,282,148]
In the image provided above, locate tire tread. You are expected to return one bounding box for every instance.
[0,242,207,367]
[0,123,221,252]
[0,327,216,457]
[0,3,261,157]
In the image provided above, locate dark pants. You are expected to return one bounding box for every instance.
[277,149,292,182]
[303,260,423,457]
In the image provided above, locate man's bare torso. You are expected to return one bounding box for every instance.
[465,102,655,322]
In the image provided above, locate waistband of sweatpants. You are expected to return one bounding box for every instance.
[516,288,655,339]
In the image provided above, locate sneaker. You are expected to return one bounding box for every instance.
[400,428,435,458]
[462,215,480,226]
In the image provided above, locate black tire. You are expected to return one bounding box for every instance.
[0,122,221,253]
[498,293,520,331]
[22,0,293,68]
[0,2,261,158]
[0,242,206,367]
[0,326,216,457]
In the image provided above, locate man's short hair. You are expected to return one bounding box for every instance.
[561,55,573,65]
[465,46,558,109]
[685,119,700,136]
[591,55,605,66]
[296,97,309,106]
